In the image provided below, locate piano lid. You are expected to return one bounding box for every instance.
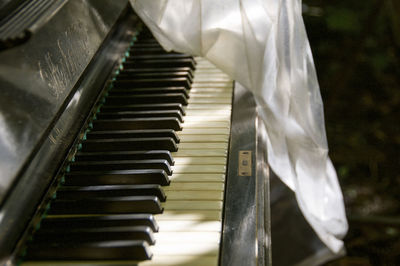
[0,0,129,205]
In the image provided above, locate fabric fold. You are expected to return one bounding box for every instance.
[130,0,348,253]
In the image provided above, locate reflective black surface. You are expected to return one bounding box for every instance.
[0,0,135,263]
[0,0,128,204]
[221,83,270,266]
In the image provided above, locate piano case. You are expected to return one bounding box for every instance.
[0,1,335,265]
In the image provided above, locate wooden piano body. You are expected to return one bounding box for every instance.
[0,1,271,265]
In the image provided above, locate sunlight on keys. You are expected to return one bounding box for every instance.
[139,57,233,266]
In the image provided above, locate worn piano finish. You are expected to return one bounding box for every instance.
[0,1,271,265]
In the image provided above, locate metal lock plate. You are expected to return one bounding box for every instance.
[238,150,252,176]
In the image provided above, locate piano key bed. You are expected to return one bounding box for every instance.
[20,29,233,266]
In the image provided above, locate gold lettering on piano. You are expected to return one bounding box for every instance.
[238,150,252,176]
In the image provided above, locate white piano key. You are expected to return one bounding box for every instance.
[139,255,218,266]
[188,97,232,104]
[182,117,231,123]
[172,149,227,157]
[164,191,224,200]
[193,81,230,85]
[179,128,230,135]
[154,232,220,243]
[168,173,225,182]
[179,134,229,143]
[194,63,219,67]
[193,76,231,82]
[194,78,229,82]
[193,73,228,78]
[194,67,225,72]
[184,112,231,119]
[194,66,223,69]
[22,257,218,266]
[195,60,217,65]
[192,66,223,72]
[189,93,232,98]
[161,200,223,211]
[191,83,233,88]
[191,85,232,89]
[185,103,231,110]
[172,164,226,174]
[174,157,227,165]
[181,122,230,128]
[192,92,231,95]
[156,220,222,232]
[156,210,222,221]
[194,76,228,81]
[194,65,222,68]
[194,59,217,64]
[183,117,230,124]
[177,143,228,149]
[194,73,230,77]
[194,68,224,72]
[194,56,212,60]
[23,262,137,266]
[185,109,232,115]
[150,242,219,256]
[190,88,232,93]
[164,182,224,191]
[194,64,219,68]
[193,80,231,84]
[194,69,223,72]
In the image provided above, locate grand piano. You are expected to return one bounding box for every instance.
[0,1,271,265]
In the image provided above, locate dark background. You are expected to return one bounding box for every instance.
[303,0,400,265]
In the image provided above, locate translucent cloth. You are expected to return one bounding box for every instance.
[130,0,348,253]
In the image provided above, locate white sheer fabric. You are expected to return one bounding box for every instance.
[130,0,348,253]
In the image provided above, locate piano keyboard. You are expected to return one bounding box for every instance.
[20,31,233,265]
[140,58,233,266]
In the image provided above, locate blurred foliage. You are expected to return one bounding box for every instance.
[303,0,400,265]
[325,8,361,33]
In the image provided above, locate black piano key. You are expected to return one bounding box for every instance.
[95,112,180,126]
[93,118,182,131]
[40,214,159,232]
[127,53,192,60]
[48,196,163,214]
[120,67,194,79]
[123,58,196,70]
[81,137,178,152]
[136,42,161,47]
[117,71,193,82]
[32,226,156,245]
[96,110,184,122]
[113,78,191,90]
[100,103,185,115]
[130,47,170,54]
[137,38,160,43]
[130,47,166,53]
[106,94,188,105]
[24,240,152,261]
[109,87,190,99]
[64,169,170,186]
[75,150,174,165]
[86,130,180,144]
[70,159,172,175]
[132,41,162,45]
[56,184,166,202]
[134,41,161,45]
